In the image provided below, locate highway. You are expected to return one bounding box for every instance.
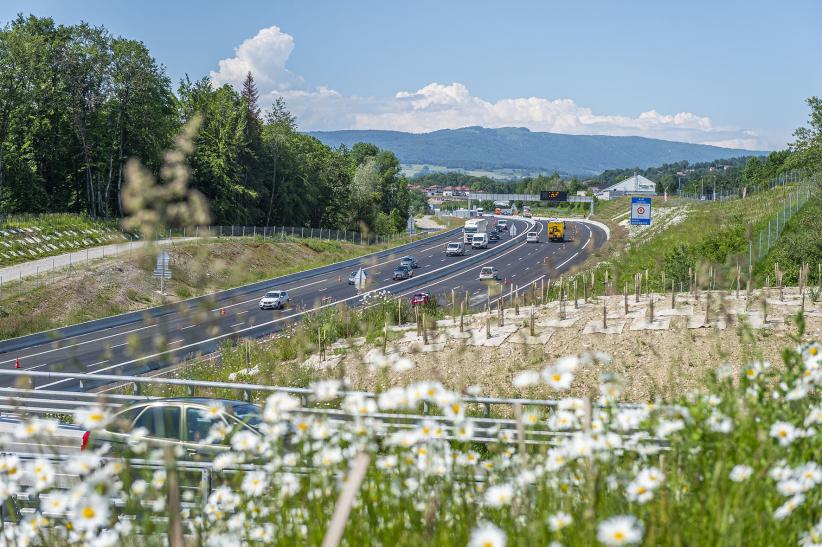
[0,217,607,393]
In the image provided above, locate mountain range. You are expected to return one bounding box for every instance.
[308,126,767,177]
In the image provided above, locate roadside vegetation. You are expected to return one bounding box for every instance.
[754,195,822,286]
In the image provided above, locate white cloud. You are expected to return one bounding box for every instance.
[210,27,767,150]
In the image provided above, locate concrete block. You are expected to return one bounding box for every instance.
[509,328,554,345]
[582,320,627,335]
[630,317,671,331]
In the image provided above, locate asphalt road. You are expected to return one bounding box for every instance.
[0,217,607,393]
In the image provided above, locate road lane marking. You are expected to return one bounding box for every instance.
[181,325,196,330]
[0,324,156,366]
[556,251,580,270]
[230,322,244,328]
[168,339,184,346]
[86,359,109,369]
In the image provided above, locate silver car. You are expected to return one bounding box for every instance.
[259,290,289,309]
[479,266,500,280]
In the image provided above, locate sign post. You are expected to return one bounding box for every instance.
[510,224,518,237]
[153,250,171,294]
[406,215,416,236]
[630,197,652,226]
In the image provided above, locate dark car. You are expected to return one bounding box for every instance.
[393,264,414,280]
[84,398,269,460]
[489,231,500,241]
[410,292,430,306]
[400,256,418,269]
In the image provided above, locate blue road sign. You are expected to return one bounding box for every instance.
[630,197,652,226]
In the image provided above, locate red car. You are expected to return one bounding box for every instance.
[410,292,430,306]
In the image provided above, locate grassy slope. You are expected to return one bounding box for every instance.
[598,187,806,291]
[0,234,435,340]
[754,195,822,286]
[0,213,128,267]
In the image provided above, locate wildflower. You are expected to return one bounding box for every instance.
[443,399,466,422]
[513,369,541,388]
[28,459,55,491]
[625,481,654,504]
[484,483,514,507]
[342,393,377,416]
[769,422,797,446]
[707,412,733,433]
[242,470,269,497]
[263,393,300,422]
[597,515,643,546]
[311,379,342,402]
[543,366,574,390]
[213,452,238,472]
[14,418,56,439]
[455,421,475,441]
[554,355,581,373]
[469,522,507,547]
[777,478,803,496]
[42,492,69,515]
[729,465,753,482]
[151,470,166,490]
[74,406,112,430]
[231,431,260,453]
[317,446,343,467]
[797,462,822,490]
[378,387,409,410]
[773,494,805,520]
[376,455,398,470]
[131,480,147,496]
[599,377,625,403]
[548,511,572,531]
[65,453,101,476]
[655,419,685,439]
[521,410,540,427]
[804,406,822,426]
[69,494,109,531]
[548,411,578,431]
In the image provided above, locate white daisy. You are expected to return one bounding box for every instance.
[597,515,643,546]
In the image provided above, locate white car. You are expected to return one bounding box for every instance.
[259,290,289,310]
[479,266,500,280]
[497,220,509,230]
[526,232,539,243]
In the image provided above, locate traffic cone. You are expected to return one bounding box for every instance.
[220,308,226,316]
[15,357,20,369]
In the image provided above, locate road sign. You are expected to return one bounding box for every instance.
[152,251,171,278]
[406,215,416,235]
[630,197,652,226]
[540,190,568,202]
[353,267,367,290]
[510,224,518,237]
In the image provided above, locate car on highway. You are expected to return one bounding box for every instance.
[83,398,272,459]
[488,230,500,241]
[400,256,418,269]
[393,264,414,280]
[258,290,289,310]
[445,242,465,256]
[497,220,508,230]
[526,231,540,243]
[410,292,431,306]
[479,266,500,281]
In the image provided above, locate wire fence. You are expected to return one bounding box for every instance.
[157,225,423,246]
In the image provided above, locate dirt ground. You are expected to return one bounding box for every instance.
[324,289,821,404]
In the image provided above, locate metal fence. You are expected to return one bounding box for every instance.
[158,225,429,246]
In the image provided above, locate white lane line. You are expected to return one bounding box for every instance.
[319,287,327,292]
[382,278,391,282]
[524,267,530,271]
[168,339,184,346]
[86,359,109,369]
[236,310,249,315]
[36,220,538,390]
[25,363,53,371]
[518,257,524,260]
[229,322,244,329]
[112,341,128,348]
[0,324,156,366]
[556,251,580,270]
[181,325,196,330]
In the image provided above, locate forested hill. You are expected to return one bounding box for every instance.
[308,127,767,176]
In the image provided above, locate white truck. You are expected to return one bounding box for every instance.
[463,218,488,244]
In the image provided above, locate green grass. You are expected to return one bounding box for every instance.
[754,195,822,286]
[599,185,813,292]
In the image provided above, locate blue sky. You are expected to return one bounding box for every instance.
[3,0,820,149]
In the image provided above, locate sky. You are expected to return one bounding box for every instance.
[3,0,821,150]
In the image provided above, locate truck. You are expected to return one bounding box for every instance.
[522,206,532,218]
[471,232,489,249]
[548,220,565,242]
[463,218,488,244]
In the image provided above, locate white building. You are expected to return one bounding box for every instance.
[596,174,658,201]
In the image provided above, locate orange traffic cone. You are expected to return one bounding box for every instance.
[220,308,226,316]
[15,357,20,369]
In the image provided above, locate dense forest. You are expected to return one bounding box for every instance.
[0,16,413,234]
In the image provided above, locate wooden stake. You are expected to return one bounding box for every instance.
[322,453,371,547]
